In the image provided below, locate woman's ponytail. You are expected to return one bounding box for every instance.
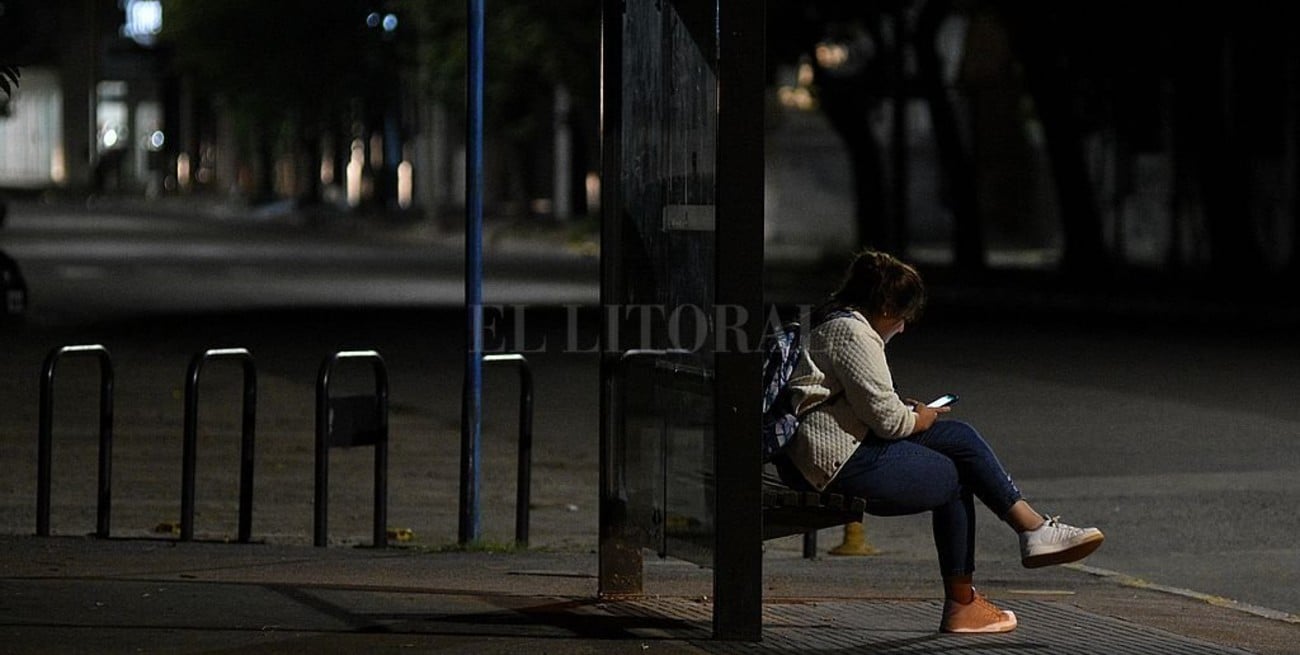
[828,250,926,321]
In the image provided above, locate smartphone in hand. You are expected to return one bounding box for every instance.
[926,393,959,408]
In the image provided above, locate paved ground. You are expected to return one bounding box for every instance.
[1,535,1295,654]
[1,198,1298,653]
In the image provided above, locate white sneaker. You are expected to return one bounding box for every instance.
[1019,515,1104,568]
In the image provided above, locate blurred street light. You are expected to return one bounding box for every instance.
[123,0,162,46]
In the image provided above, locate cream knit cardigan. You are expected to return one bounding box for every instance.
[785,310,916,490]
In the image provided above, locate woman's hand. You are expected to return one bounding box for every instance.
[911,403,950,433]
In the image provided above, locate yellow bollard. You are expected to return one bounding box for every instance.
[829,521,879,556]
[386,528,415,543]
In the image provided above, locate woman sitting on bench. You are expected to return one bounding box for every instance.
[772,249,1104,634]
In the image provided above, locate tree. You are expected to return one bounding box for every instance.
[1169,7,1270,282]
[767,0,993,269]
[993,2,1108,281]
[160,0,378,202]
[402,0,599,213]
[767,1,897,253]
[915,0,983,271]
[159,1,601,214]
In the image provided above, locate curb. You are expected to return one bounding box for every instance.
[1066,563,1300,624]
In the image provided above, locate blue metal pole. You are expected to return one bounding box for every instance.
[460,0,486,545]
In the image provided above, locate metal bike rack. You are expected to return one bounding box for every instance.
[37,344,114,538]
[483,353,534,547]
[180,348,257,543]
[315,350,389,548]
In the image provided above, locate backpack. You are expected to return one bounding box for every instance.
[760,321,804,461]
[760,310,852,461]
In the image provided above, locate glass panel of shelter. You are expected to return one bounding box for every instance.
[615,0,719,566]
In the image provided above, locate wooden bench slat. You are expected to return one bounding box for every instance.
[761,476,867,541]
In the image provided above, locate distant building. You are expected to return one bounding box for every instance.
[0,1,171,194]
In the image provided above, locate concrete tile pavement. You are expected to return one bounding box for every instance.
[1,534,1295,654]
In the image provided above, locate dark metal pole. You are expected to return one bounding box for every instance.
[373,356,390,549]
[714,0,766,640]
[237,353,257,544]
[516,363,532,546]
[460,0,486,546]
[36,351,55,537]
[314,356,332,547]
[180,355,201,541]
[598,0,640,600]
[95,351,114,540]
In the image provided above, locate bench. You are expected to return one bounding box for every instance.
[762,471,869,557]
[601,352,872,638]
[761,473,866,540]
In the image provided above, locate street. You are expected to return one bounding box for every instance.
[888,313,1300,617]
[0,200,598,324]
[0,200,1297,622]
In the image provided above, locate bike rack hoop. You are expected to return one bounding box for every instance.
[37,344,114,538]
[314,350,389,548]
[180,348,257,543]
[483,353,534,547]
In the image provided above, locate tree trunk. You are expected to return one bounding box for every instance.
[816,75,888,252]
[299,125,322,207]
[255,130,276,204]
[1172,17,1263,281]
[1289,37,1300,279]
[996,2,1106,282]
[915,0,983,272]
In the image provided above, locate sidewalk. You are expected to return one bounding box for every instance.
[3,194,1298,653]
[1,534,1294,654]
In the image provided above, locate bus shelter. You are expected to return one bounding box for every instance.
[597,0,766,640]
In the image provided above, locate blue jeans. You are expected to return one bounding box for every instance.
[782,420,1023,577]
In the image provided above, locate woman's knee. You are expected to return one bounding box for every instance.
[860,459,964,516]
[932,419,982,442]
[923,419,998,455]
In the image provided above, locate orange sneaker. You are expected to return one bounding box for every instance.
[940,589,1018,633]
